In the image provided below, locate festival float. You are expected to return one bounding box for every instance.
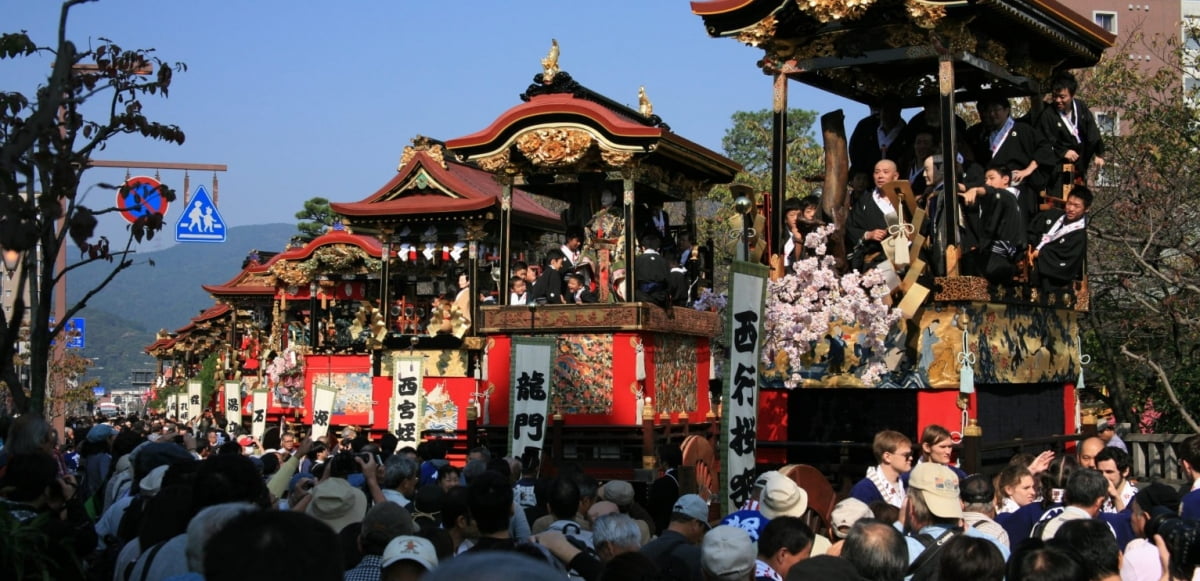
[690,0,1116,495]
[443,43,741,485]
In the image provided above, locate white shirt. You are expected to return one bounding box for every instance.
[1103,480,1138,513]
[560,244,580,267]
[95,493,135,550]
[382,488,411,507]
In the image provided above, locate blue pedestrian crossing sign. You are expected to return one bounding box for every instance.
[175,185,226,243]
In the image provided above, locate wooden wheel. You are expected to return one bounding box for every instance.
[779,463,837,533]
[682,434,719,503]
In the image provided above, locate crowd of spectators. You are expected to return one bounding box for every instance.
[2,413,1199,581]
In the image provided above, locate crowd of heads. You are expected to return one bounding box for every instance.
[3,412,1200,581]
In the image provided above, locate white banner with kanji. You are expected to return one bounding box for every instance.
[169,393,180,420]
[509,337,554,459]
[722,260,768,514]
[391,356,424,451]
[223,381,241,434]
[186,380,202,424]
[311,385,337,439]
[251,390,268,441]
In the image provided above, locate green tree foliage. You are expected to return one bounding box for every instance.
[200,351,218,404]
[695,108,824,289]
[1079,28,1200,432]
[294,196,336,243]
[0,1,186,415]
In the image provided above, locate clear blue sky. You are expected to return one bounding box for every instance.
[7,0,867,251]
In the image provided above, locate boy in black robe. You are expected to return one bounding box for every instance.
[958,164,1028,284]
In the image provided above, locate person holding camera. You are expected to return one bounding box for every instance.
[1121,483,1183,581]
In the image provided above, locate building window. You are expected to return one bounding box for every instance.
[1187,17,1200,51]
[1095,111,1119,137]
[1094,11,1117,34]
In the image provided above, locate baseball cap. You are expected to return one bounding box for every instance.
[287,472,315,494]
[830,497,872,538]
[673,494,711,528]
[87,424,117,443]
[601,480,635,507]
[701,526,756,578]
[907,463,962,519]
[381,535,438,571]
[306,478,369,533]
[960,474,995,505]
[759,471,809,519]
[134,441,195,479]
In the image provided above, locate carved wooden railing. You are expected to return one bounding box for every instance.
[1125,433,1193,485]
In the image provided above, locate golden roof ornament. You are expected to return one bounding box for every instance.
[638,86,653,118]
[541,39,560,83]
[398,134,447,170]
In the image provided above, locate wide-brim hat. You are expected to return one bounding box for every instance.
[306,478,369,533]
[759,471,809,519]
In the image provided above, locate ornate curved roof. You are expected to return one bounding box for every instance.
[201,261,277,297]
[192,303,231,323]
[270,230,383,261]
[331,142,563,232]
[444,71,741,193]
[691,0,1116,104]
[447,91,662,158]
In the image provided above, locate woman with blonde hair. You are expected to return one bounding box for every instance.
[993,463,1036,514]
[916,424,967,479]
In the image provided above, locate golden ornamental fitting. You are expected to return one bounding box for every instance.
[963,418,982,437]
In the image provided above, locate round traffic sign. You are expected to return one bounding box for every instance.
[118,176,170,224]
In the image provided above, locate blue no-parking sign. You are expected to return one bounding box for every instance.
[175,185,226,243]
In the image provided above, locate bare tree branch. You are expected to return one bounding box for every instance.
[1120,345,1200,433]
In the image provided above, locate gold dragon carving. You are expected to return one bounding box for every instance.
[476,149,511,173]
[514,127,594,168]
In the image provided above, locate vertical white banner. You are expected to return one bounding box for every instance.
[509,337,555,459]
[251,389,268,441]
[187,380,202,424]
[392,356,424,451]
[223,381,241,435]
[311,386,337,439]
[722,260,768,514]
[170,393,181,420]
